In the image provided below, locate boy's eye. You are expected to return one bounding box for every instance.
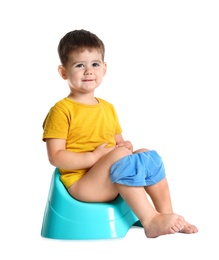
[92,62,100,67]
[75,63,84,68]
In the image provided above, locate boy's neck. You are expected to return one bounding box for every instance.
[68,93,98,105]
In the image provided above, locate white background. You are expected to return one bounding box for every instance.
[0,0,218,259]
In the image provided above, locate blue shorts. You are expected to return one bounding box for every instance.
[110,150,166,186]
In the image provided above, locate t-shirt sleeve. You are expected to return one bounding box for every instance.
[42,105,69,141]
[111,105,122,135]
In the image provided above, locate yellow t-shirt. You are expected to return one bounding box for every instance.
[42,97,122,188]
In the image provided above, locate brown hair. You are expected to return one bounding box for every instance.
[58,29,105,66]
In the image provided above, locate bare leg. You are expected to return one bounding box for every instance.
[115,184,187,238]
[68,147,132,202]
[68,147,198,238]
[145,177,173,213]
[145,178,198,234]
[134,149,198,235]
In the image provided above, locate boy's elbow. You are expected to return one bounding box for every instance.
[48,153,59,167]
[47,150,66,168]
[48,156,57,167]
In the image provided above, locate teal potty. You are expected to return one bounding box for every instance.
[41,168,142,240]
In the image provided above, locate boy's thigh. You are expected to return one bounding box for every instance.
[68,147,132,202]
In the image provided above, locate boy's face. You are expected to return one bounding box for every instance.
[58,49,107,94]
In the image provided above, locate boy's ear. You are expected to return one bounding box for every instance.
[58,65,67,79]
[103,62,107,76]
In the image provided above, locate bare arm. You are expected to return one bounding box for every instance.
[46,138,115,169]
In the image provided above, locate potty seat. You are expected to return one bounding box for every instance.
[41,168,142,240]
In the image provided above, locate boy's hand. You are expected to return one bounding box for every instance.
[116,141,133,152]
[93,143,115,161]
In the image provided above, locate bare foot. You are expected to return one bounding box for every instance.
[144,213,186,238]
[179,222,198,234]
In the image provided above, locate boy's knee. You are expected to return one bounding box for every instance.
[111,147,132,161]
[133,148,150,154]
[110,150,166,187]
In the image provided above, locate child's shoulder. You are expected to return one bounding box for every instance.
[97,97,114,107]
[53,97,73,107]
[49,98,74,114]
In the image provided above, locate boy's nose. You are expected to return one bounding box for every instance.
[84,67,92,74]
